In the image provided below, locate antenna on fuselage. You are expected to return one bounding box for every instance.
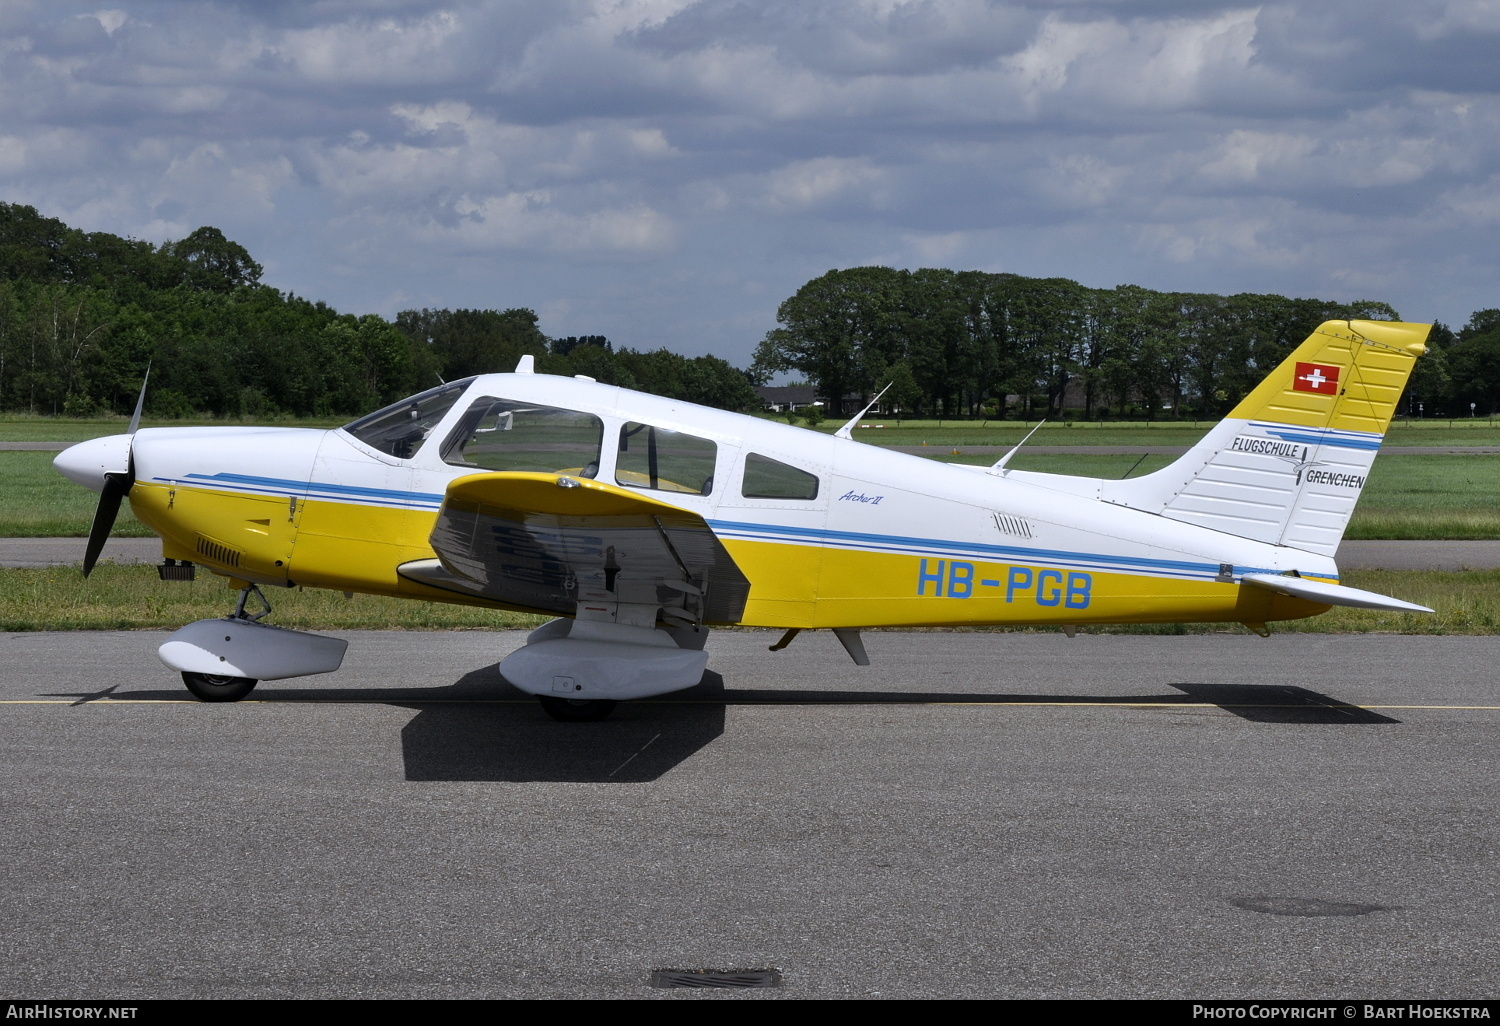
[126,361,150,435]
[515,355,535,374]
[834,382,892,440]
[987,420,1046,476]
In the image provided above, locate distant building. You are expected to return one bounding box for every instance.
[754,386,821,412]
[755,385,911,416]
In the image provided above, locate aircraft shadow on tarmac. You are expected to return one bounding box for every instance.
[397,668,730,783]
[395,676,1398,782]
[59,671,1396,783]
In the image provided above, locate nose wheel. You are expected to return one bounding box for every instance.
[182,672,258,702]
[538,696,618,721]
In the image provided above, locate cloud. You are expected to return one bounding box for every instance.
[1415,0,1500,40]
[761,157,888,213]
[1443,174,1500,223]
[0,0,1496,357]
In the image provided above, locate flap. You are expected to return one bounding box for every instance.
[409,472,751,623]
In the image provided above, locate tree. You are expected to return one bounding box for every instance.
[396,307,549,380]
[1447,310,1500,416]
[754,266,906,414]
[0,203,72,283]
[166,226,263,292]
[551,335,611,356]
[884,361,921,421]
[678,354,759,411]
[1403,321,1453,417]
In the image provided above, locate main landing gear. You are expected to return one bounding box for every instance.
[499,616,714,723]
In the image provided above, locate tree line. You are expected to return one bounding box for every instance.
[753,266,1500,420]
[6,201,1497,423]
[0,203,756,419]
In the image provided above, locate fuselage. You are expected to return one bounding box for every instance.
[105,371,1329,628]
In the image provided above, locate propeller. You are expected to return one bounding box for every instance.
[81,366,149,578]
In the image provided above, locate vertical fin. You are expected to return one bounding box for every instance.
[1106,320,1429,556]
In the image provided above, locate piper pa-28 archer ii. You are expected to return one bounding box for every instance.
[55,319,1433,720]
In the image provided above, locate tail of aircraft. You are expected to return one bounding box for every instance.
[1108,319,1430,556]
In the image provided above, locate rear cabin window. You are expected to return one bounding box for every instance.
[343,378,474,460]
[741,453,819,500]
[440,398,604,477]
[616,423,717,495]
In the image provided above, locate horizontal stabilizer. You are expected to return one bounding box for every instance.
[1241,573,1432,612]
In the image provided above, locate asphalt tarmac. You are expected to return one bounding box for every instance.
[0,629,1495,999]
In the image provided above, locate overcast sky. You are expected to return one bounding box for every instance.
[2,0,1497,364]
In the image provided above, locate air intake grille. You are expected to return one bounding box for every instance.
[195,536,241,568]
[993,513,1033,539]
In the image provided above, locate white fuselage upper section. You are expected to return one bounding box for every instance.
[118,371,1340,592]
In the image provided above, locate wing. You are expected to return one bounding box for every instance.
[397,471,751,625]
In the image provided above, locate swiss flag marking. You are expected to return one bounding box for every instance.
[1293,362,1339,395]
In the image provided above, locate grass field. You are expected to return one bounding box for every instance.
[9,413,1498,636]
[0,563,547,631]
[926,452,1500,540]
[9,413,1500,540]
[8,447,1500,539]
[0,451,155,536]
[0,413,345,443]
[0,563,1490,634]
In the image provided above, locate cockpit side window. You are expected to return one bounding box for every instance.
[342,378,475,460]
[616,423,716,495]
[440,397,604,477]
[741,452,819,500]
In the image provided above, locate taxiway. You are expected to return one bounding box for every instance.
[0,629,1495,999]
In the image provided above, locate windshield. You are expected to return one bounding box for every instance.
[342,378,475,459]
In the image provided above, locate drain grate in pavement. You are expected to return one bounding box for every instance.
[650,969,782,989]
[1232,896,1390,917]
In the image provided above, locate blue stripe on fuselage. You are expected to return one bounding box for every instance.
[157,472,1332,584]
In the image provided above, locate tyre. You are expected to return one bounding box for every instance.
[182,672,258,702]
[537,696,618,722]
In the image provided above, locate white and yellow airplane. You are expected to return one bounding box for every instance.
[55,318,1433,719]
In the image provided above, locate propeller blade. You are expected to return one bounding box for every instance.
[84,365,150,576]
[127,363,150,436]
[82,472,130,577]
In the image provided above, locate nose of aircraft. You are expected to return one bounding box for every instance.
[54,434,132,493]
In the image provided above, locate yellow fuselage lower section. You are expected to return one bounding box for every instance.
[132,482,1326,628]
